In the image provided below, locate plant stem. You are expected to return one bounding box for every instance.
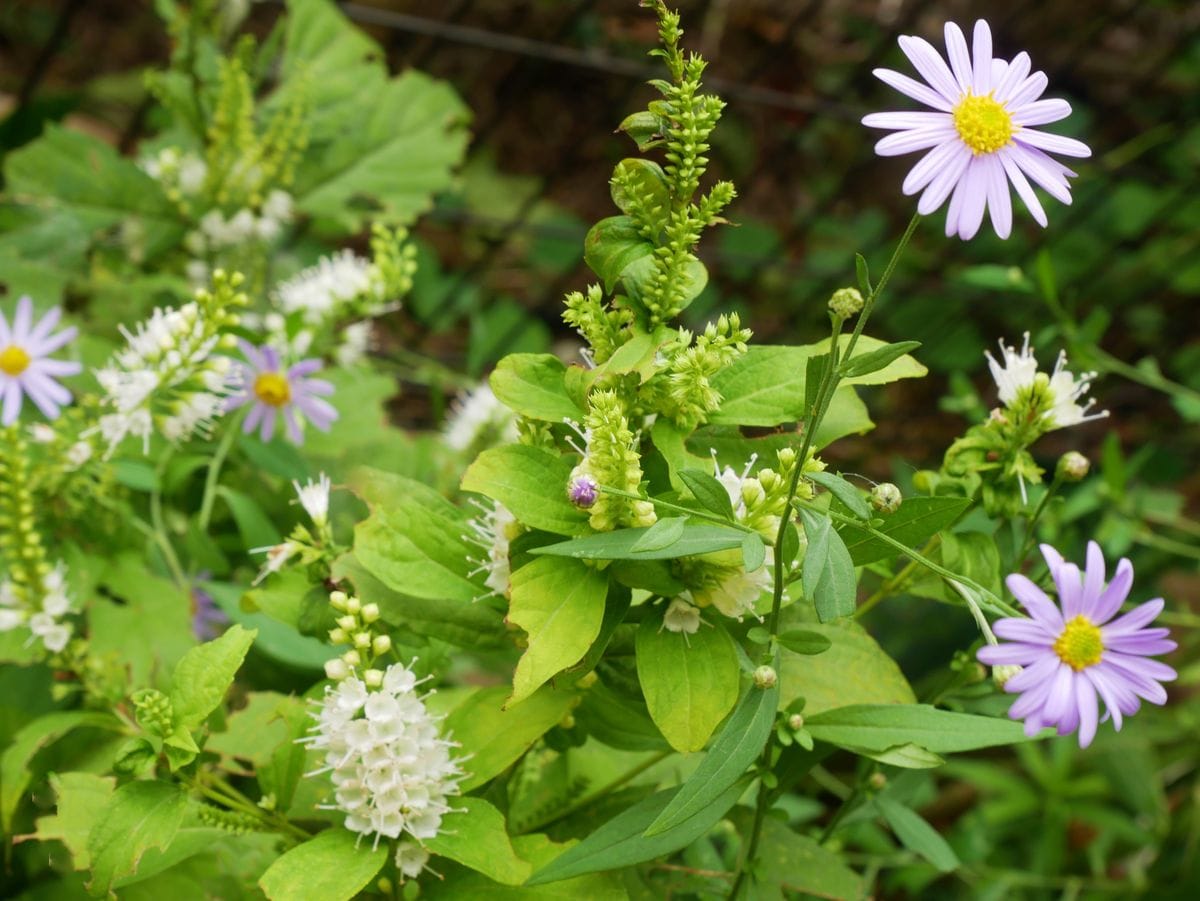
[1016,472,1063,564]
[598,485,756,533]
[198,421,239,533]
[728,214,921,900]
[150,449,187,586]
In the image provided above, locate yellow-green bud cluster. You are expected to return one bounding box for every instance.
[563,284,634,365]
[325,590,392,683]
[131,688,175,737]
[0,428,51,613]
[571,391,655,531]
[646,313,752,431]
[828,287,865,319]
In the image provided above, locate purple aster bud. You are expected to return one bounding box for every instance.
[568,475,599,508]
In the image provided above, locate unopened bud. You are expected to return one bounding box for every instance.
[353,631,372,649]
[568,474,599,509]
[336,614,357,631]
[342,650,361,667]
[1057,451,1089,482]
[577,671,598,689]
[361,603,380,623]
[788,713,804,731]
[559,713,576,729]
[372,634,392,656]
[868,772,887,791]
[324,658,350,681]
[329,590,348,610]
[345,596,362,615]
[363,668,384,688]
[753,665,778,690]
[870,482,902,514]
[992,664,1022,689]
[328,628,348,645]
[828,287,864,319]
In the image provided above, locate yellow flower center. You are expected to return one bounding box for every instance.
[953,93,1015,155]
[253,372,291,407]
[1053,615,1104,671]
[0,345,31,376]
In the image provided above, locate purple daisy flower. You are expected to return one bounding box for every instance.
[226,340,337,444]
[863,19,1091,240]
[0,296,82,425]
[978,542,1177,748]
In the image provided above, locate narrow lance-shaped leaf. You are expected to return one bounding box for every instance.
[874,797,960,872]
[800,508,858,621]
[645,673,780,836]
[806,471,872,521]
[533,522,746,562]
[840,340,923,379]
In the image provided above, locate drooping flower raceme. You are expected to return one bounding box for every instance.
[986,333,1107,431]
[0,562,73,654]
[977,542,1177,747]
[226,341,337,444]
[443,383,519,454]
[302,663,464,859]
[864,19,1091,239]
[465,500,518,599]
[0,297,81,426]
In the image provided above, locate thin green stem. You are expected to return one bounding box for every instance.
[198,420,239,533]
[150,449,187,585]
[728,214,921,901]
[1016,473,1063,564]
[598,486,756,533]
[946,579,998,645]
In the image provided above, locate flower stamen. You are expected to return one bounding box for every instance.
[0,345,31,376]
[1053,615,1104,671]
[253,371,292,407]
[953,93,1015,155]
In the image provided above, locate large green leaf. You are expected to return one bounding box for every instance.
[1,712,123,833]
[34,772,116,870]
[805,704,1036,753]
[169,624,257,730]
[508,557,609,704]
[533,522,746,562]
[86,781,188,897]
[293,69,469,231]
[461,445,590,536]
[425,797,531,886]
[732,810,863,900]
[635,618,739,753]
[709,336,925,427]
[645,675,778,836]
[836,496,971,566]
[490,353,584,422]
[258,827,387,901]
[424,834,625,899]
[779,620,915,715]
[446,686,577,790]
[350,469,483,603]
[584,215,653,293]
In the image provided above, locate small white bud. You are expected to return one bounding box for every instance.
[372,634,392,656]
[753,665,778,690]
[361,603,380,623]
[342,649,361,667]
[354,632,372,650]
[992,664,1022,689]
[329,590,349,610]
[363,668,384,688]
[324,658,349,681]
[345,596,361,615]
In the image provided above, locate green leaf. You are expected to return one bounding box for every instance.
[777,629,832,656]
[350,469,482,603]
[635,618,739,753]
[533,522,746,561]
[462,445,590,536]
[446,686,577,791]
[169,624,257,730]
[804,353,828,418]
[574,679,671,752]
[630,516,688,553]
[525,778,749,886]
[646,677,778,836]
[733,810,863,900]
[1,711,123,833]
[426,834,626,899]
[800,509,858,621]
[258,827,387,901]
[618,110,665,151]
[874,797,960,871]
[425,797,531,885]
[610,159,670,231]
[850,742,945,769]
[839,340,922,378]
[837,496,970,566]
[34,772,116,870]
[855,253,872,297]
[584,215,653,293]
[215,487,280,550]
[741,531,766,573]
[677,468,735,521]
[709,337,925,427]
[489,354,582,422]
[779,620,915,715]
[806,471,871,521]
[508,557,609,704]
[293,68,470,232]
[804,704,1037,753]
[86,781,188,897]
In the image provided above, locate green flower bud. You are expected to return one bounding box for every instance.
[753,665,777,690]
[870,482,902,513]
[992,664,1022,689]
[828,287,864,319]
[868,772,887,791]
[1057,451,1090,482]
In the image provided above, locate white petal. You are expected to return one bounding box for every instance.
[956,159,989,240]
[1008,145,1073,204]
[873,67,953,111]
[917,143,972,213]
[993,52,1031,106]
[971,20,993,93]
[898,35,961,103]
[862,110,953,130]
[1015,129,1092,158]
[1012,98,1072,126]
[902,138,966,195]
[875,127,956,156]
[985,154,1013,239]
[944,173,968,237]
[1008,71,1049,108]
[944,22,973,93]
[998,147,1048,227]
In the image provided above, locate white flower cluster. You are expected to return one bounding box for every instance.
[0,563,72,653]
[444,384,519,453]
[141,147,207,198]
[302,664,464,862]
[985,333,1108,430]
[277,250,381,325]
[95,302,234,454]
[465,500,517,598]
[182,190,294,286]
